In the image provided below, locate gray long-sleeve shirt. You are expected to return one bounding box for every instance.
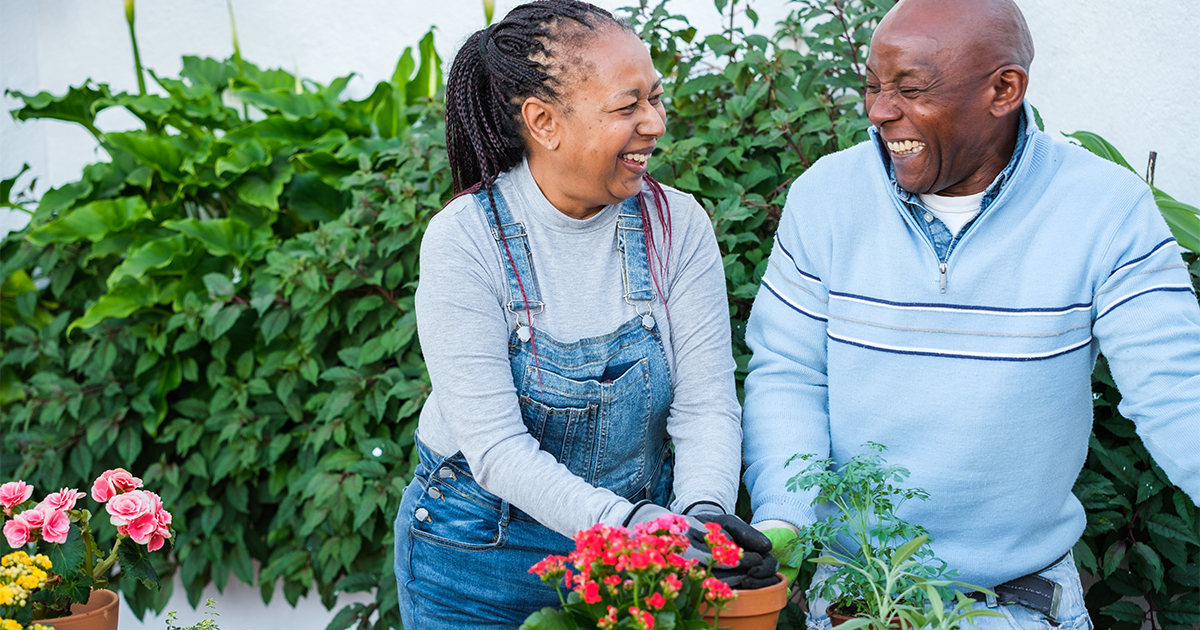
[413,160,742,537]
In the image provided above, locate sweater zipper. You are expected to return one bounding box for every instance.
[897,199,947,291]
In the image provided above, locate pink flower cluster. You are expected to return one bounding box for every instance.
[2,483,83,546]
[529,514,740,630]
[1,469,172,552]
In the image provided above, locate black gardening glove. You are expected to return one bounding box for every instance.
[688,513,782,590]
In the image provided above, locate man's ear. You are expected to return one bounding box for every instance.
[989,65,1028,118]
[522,97,561,152]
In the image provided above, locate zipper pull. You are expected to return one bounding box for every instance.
[939,263,948,293]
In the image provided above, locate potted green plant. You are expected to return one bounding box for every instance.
[780,443,1001,630]
[521,513,788,630]
[1,470,173,629]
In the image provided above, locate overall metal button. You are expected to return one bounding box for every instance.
[414,507,431,522]
[428,487,443,500]
[924,212,934,223]
[437,467,456,480]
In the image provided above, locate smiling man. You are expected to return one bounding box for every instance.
[740,0,1200,628]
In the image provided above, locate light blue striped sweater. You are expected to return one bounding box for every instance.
[742,106,1200,589]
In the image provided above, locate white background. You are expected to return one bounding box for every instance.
[1,0,1198,627]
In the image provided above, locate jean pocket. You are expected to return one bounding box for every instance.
[408,476,507,551]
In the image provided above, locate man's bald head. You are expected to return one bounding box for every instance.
[879,0,1035,73]
[864,0,1034,195]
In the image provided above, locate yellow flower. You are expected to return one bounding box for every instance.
[1,618,21,630]
[33,556,50,570]
[17,574,39,590]
[0,584,16,606]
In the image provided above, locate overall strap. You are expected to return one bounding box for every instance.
[616,195,658,326]
[474,187,544,316]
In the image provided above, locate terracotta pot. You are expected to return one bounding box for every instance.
[700,573,789,629]
[40,589,120,630]
[827,604,901,629]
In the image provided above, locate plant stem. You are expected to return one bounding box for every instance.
[93,538,123,582]
[227,0,250,121]
[80,511,97,582]
[125,0,146,96]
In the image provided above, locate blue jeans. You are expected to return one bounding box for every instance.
[805,552,1093,630]
[394,439,672,629]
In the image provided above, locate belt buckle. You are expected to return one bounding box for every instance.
[1047,581,1063,625]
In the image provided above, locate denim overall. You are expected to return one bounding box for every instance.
[394,189,674,629]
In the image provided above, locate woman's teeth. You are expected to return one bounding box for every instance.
[887,140,925,155]
[621,153,649,165]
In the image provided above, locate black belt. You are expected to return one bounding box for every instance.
[968,552,1068,625]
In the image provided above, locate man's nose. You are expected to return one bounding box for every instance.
[867,91,901,127]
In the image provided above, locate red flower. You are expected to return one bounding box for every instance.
[597,605,620,629]
[628,605,656,630]
[702,577,737,603]
[660,573,683,597]
[645,592,666,610]
[529,555,567,579]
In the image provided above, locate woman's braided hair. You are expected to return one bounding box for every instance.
[446,0,674,341]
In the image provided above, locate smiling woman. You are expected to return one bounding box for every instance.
[391,1,751,628]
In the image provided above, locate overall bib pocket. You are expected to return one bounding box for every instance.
[518,358,654,497]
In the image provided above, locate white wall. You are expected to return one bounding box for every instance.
[3,0,1199,628]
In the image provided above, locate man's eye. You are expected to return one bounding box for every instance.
[865,84,881,93]
[899,88,921,97]
[649,93,663,105]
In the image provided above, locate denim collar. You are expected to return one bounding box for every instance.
[870,101,1035,214]
[869,102,1036,262]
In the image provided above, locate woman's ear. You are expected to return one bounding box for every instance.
[989,65,1028,118]
[522,96,561,151]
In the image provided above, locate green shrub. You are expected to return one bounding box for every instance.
[2,1,1197,629]
[0,28,447,630]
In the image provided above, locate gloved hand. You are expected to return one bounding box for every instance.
[623,501,713,565]
[759,526,801,585]
[691,513,781,590]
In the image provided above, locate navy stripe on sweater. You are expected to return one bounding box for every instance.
[762,278,827,323]
[828,331,1093,362]
[774,235,823,284]
[1109,237,1177,278]
[829,291,1092,315]
[1096,285,1195,320]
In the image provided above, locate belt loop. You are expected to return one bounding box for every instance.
[499,500,512,527]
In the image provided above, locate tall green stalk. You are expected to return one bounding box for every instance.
[227,0,249,120]
[124,0,146,96]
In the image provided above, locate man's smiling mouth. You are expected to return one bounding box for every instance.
[887,140,926,155]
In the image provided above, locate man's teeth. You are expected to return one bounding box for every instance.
[621,153,649,164]
[887,140,926,155]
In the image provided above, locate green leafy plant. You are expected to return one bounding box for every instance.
[777,441,1003,628]
[783,445,1000,630]
[783,444,936,615]
[0,13,447,630]
[165,598,244,630]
